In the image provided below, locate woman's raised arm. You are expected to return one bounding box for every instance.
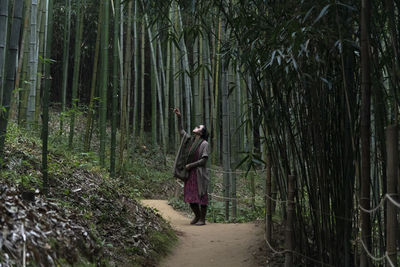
[173,108,186,137]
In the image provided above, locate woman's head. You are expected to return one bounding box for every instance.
[193,124,209,141]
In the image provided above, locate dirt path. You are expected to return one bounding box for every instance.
[141,200,265,267]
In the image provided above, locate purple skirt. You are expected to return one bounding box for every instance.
[183,148,208,205]
[184,169,209,205]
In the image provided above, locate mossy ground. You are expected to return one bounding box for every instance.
[0,120,177,266]
[0,109,268,265]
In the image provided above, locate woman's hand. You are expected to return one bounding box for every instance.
[185,164,191,170]
[173,108,181,117]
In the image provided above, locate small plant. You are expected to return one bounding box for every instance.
[168,196,189,213]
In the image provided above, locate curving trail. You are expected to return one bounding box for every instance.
[141,200,264,267]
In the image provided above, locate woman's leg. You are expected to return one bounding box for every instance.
[189,203,200,224]
[196,205,207,225]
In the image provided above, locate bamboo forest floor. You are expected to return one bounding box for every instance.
[0,114,277,266]
[141,199,267,267]
[0,122,178,266]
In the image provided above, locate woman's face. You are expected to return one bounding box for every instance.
[192,124,205,135]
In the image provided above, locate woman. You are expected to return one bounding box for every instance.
[173,108,210,226]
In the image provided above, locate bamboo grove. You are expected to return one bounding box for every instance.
[0,0,399,266]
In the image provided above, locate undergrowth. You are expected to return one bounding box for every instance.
[0,121,177,266]
[168,169,266,223]
[1,109,266,266]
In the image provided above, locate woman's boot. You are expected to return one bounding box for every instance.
[190,203,200,224]
[196,205,207,226]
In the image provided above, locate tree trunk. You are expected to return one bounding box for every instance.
[198,32,204,126]
[42,0,54,195]
[221,24,230,219]
[132,0,138,139]
[27,0,38,126]
[0,0,23,159]
[172,0,179,150]
[229,64,237,218]
[68,0,84,148]
[0,0,9,103]
[34,0,46,125]
[360,0,372,266]
[203,36,211,131]
[386,125,398,266]
[83,0,102,151]
[145,13,165,154]
[99,0,109,167]
[140,19,145,138]
[11,0,30,121]
[121,0,131,166]
[17,0,31,126]
[235,63,242,153]
[155,24,166,152]
[212,17,221,165]
[150,26,157,146]
[193,36,200,126]
[165,18,171,150]
[110,0,120,177]
[176,4,192,133]
[60,0,71,134]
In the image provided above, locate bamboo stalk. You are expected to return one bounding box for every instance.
[360,0,372,265]
[284,175,295,267]
[99,0,109,167]
[386,125,398,266]
[145,13,165,156]
[11,0,31,121]
[265,152,272,244]
[0,0,9,104]
[84,0,102,151]
[34,0,46,125]
[60,0,71,134]
[176,4,192,133]
[42,0,54,195]
[27,0,38,126]
[139,19,145,138]
[110,0,120,177]
[0,0,23,158]
[132,0,138,139]
[68,0,84,148]
[212,17,221,165]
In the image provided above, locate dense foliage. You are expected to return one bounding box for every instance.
[1,0,399,266]
[0,120,177,266]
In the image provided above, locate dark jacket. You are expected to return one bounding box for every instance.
[173,116,210,196]
[173,130,192,181]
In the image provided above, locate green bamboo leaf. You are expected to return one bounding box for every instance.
[314,4,330,24]
[268,50,276,67]
[251,157,264,166]
[235,154,250,170]
[320,77,332,89]
[337,2,356,11]
[302,6,315,23]
[39,55,56,64]
[292,57,298,70]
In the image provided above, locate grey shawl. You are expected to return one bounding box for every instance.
[173,131,192,181]
[194,141,210,196]
[173,116,210,196]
